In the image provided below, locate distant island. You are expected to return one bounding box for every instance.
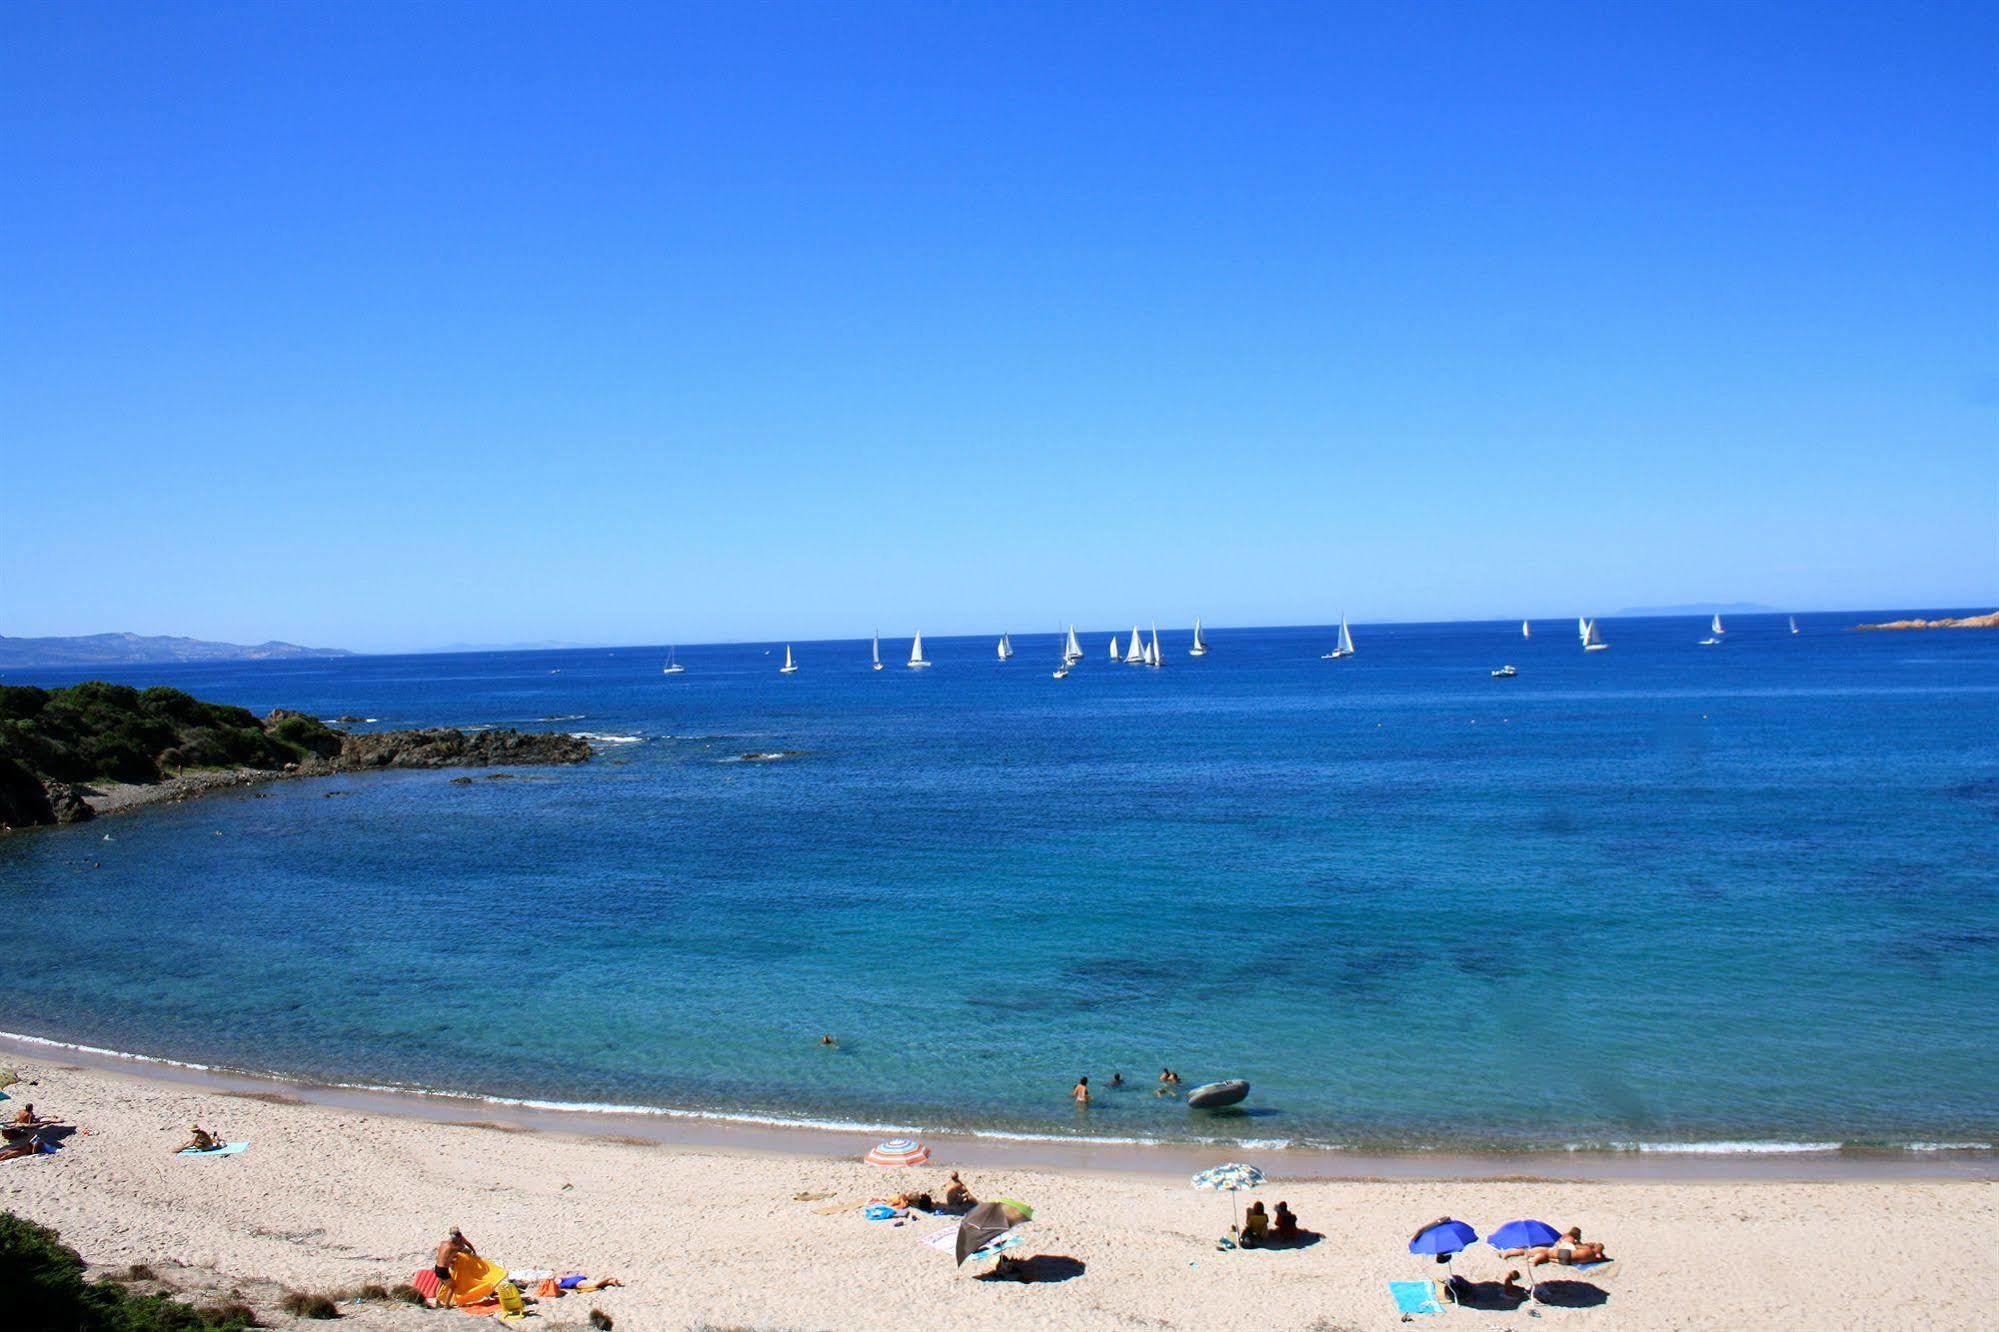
[0,681,591,832]
[0,632,352,669]
[1855,611,1999,631]
[1614,601,1781,617]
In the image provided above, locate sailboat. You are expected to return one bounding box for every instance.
[871,630,883,671]
[1789,615,1800,636]
[1126,626,1146,664]
[997,633,1013,661]
[1577,616,1591,644]
[1064,624,1084,664]
[1322,615,1355,660]
[1700,613,1723,646]
[1148,623,1163,667]
[1582,619,1609,652]
[661,645,685,674]
[779,645,798,674]
[1109,635,1123,662]
[908,632,932,668]
[1189,619,1208,656]
[1522,620,1532,639]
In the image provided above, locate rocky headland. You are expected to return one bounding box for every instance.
[0,682,589,832]
[1855,611,1999,631]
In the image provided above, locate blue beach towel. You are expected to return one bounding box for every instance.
[178,1141,249,1157]
[1389,1280,1444,1316]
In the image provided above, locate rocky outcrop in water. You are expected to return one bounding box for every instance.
[0,683,593,832]
[335,727,591,770]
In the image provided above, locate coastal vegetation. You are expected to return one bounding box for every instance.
[1,1211,259,1330]
[0,681,590,832]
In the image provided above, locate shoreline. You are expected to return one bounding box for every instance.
[2,1055,1990,1329]
[5,1031,1988,1184]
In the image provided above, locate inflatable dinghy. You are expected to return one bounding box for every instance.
[1185,1079,1250,1109]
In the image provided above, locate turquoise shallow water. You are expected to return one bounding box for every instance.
[2,614,1995,1153]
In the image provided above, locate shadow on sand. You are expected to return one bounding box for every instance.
[977,1254,1086,1284]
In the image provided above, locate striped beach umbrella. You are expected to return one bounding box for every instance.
[1191,1162,1265,1237]
[864,1139,931,1167]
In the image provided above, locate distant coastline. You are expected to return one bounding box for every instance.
[1855,611,1999,631]
[0,631,350,669]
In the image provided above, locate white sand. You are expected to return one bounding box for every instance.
[2,1058,1992,1330]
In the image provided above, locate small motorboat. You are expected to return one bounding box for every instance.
[1491,665,1517,678]
[1184,1079,1250,1109]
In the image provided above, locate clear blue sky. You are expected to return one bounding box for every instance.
[5,2,1992,652]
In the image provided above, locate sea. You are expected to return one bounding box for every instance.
[2,614,1995,1158]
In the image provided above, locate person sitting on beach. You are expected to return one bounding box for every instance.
[175,1125,223,1154]
[1237,1201,1270,1247]
[943,1171,976,1209]
[1072,1076,1090,1105]
[430,1228,478,1308]
[11,1104,62,1128]
[1272,1201,1300,1240]
[1501,1268,1530,1300]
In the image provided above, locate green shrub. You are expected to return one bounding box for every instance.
[277,1290,340,1319]
[0,1211,257,1329]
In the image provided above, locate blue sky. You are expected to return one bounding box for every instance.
[4,2,1992,652]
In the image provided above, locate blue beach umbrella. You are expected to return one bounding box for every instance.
[1410,1219,1479,1284]
[1488,1218,1562,1300]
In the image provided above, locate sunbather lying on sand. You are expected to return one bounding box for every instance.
[1503,1226,1610,1265]
[0,1130,40,1162]
[553,1274,624,1293]
[175,1125,223,1153]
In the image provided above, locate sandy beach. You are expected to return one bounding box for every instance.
[3,1055,1992,1330]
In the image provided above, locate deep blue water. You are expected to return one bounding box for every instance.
[3,614,1996,1153]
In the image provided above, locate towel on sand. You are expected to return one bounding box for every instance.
[1390,1280,1444,1316]
[177,1141,249,1157]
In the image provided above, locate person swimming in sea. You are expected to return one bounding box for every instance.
[1110,1071,1123,1087]
[1156,1067,1181,1097]
[819,1034,837,1047]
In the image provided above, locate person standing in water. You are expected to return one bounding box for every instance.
[1071,1076,1090,1105]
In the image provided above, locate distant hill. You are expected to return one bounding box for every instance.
[0,633,352,669]
[1613,602,1781,617]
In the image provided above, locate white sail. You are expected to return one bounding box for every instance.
[1712,614,1725,635]
[662,644,684,674]
[1338,615,1355,656]
[1522,620,1531,639]
[1189,618,1207,656]
[1064,625,1082,662]
[1578,616,1591,643]
[1149,623,1162,666]
[1127,626,1145,662]
[871,631,881,669]
[997,633,1012,660]
[1584,619,1608,650]
[1109,636,1122,662]
[780,644,797,673]
[909,632,930,667]
[1789,615,1799,635]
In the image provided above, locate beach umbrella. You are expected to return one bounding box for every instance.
[864,1139,931,1167]
[1489,1218,1561,1301]
[1191,1162,1265,1238]
[1410,1219,1480,1286]
[954,1199,1031,1266]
